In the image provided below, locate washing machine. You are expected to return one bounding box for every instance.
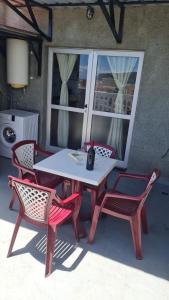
[0,109,39,158]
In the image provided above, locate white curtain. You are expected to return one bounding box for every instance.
[107,56,138,159]
[57,54,77,147]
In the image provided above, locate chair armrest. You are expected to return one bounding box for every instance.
[35,144,53,157]
[100,191,141,210]
[117,172,149,180]
[12,160,36,177]
[112,172,149,192]
[60,193,80,206]
[105,192,141,201]
[53,193,81,217]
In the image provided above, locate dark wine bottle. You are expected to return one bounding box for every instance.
[86,141,95,170]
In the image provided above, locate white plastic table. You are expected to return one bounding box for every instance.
[34,148,117,238]
[34,148,117,188]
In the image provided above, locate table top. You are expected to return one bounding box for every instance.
[34,148,117,186]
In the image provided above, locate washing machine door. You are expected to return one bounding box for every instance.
[3,125,16,144]
[0,122,17,158]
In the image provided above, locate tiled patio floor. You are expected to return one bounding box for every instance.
[0,156,169,300]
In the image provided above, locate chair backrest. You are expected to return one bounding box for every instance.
[84,142,116,159]
[12,140,36,170]
[139,168,160,208]
[9,176,56,223]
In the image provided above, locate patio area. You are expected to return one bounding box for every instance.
[0,156,169,300]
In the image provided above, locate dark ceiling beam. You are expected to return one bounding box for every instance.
[98,0,125,43]
[123,0,169,4]
[30,0,52,10]
[14,0,51,9]
[41,1,100,6]
[31,1,53,38]
[41,0,169,6]
[25,0,39,30]
[0,29,42,41]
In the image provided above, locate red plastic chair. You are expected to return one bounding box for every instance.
[83,142,116,216]
[83,142,116,159]
[88,169,160,259]
[7,176,81,277]
[9,140,64,209]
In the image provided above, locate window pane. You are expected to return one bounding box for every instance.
[93,55,138,115]
[51,54,89,109]
[50,109,83,149]
[90,115,129,160]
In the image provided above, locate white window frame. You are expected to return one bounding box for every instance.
[86,50,144,168]
[46,48,144,168]
[46,47,94,152]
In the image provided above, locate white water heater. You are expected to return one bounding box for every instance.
[7,38,28,89]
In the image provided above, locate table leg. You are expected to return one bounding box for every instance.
[72,180,87,239]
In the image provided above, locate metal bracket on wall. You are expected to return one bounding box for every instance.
[2,0,53,41]
[98,0,125,43]
[0,44,6,57]
[29,39,42,77]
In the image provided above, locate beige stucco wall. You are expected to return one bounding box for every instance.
[11,6,169,178]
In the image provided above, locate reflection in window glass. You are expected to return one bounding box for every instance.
[51,54,89,109]
[93,56,138,115]
[50,109,83,149]
[90,115,129,160]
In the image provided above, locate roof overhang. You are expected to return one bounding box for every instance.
[0,1,52,41]
[29,0,169,6]
[0,0,168,77]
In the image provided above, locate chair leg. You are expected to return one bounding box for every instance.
[72,193,86,240]
[7,215,22,257]
[9,191,17,210]
[61,182,66,198]
[141,206,148,234]
[88,206,101,243]
[45,225,57,277]
[130,214,143,260]
[72,216,80,242]
[62,180,70,198]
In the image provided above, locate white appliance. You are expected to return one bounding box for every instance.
[0,109,39,158]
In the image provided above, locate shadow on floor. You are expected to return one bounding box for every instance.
[9,229,87,273]
[1,156,169,280]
